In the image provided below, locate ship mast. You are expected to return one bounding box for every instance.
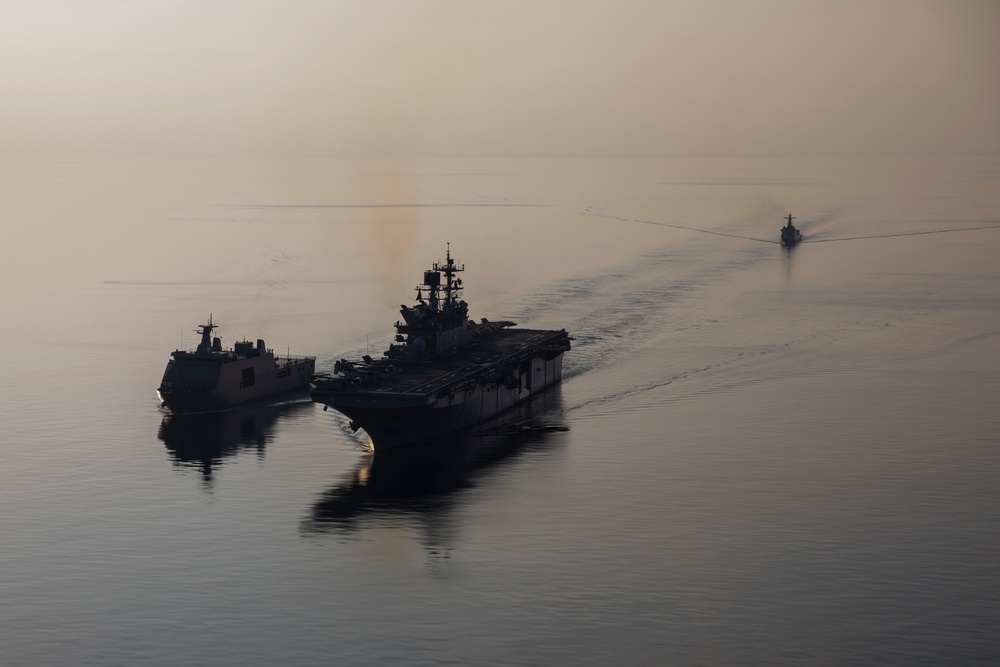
[195,314,217,355]
[428,242,464,311]
[445,242,462,307]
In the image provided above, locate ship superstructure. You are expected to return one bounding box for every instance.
[157,316,316,413]
[311,246,571,450]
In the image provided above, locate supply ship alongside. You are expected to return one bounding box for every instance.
[780,213,803,246]
[311,246,572,450]
[157,317,316,413]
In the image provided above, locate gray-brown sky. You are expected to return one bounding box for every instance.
[1,0,997,156]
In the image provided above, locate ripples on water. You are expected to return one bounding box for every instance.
[1,154,998,666]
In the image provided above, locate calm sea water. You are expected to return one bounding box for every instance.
[2,154,998,666]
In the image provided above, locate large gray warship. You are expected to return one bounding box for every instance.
[157,317,316,413]
[311,246,572,450]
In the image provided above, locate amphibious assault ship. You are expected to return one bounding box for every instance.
[157,317,316,413]
[311,246,572,450]
[780,213,803,246]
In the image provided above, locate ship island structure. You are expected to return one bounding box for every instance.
[310,246,572,450]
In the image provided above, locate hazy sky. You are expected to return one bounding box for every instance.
[1,0,997,156]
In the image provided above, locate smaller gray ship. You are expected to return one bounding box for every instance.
[780,213,803,246]
[157,316,316,414]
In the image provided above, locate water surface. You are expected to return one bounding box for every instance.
[1,153,998,665]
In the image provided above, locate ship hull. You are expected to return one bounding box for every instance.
[314,350,564,450]
[781,231,803,247]
[159,356,315,414]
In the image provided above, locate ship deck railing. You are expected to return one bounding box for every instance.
[275,355,315,367]
[318,328,568,397]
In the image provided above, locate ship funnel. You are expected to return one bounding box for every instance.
[257,339,266,352]
[212,337,222,353]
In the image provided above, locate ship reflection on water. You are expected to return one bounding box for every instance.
[302,387,567,543]
[158,400,313,485]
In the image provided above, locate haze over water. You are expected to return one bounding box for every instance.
[2,3,999,666]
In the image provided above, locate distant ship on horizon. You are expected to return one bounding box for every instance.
[781,213,803,246]
[157,316,316,414]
